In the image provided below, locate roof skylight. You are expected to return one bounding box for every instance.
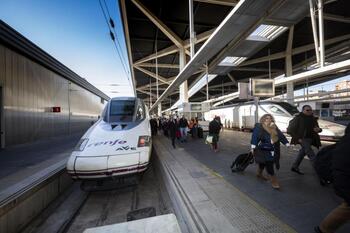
[248,24,288,41]
[218,56,247,66]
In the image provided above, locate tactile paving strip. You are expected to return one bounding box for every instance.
[157,137,296,233]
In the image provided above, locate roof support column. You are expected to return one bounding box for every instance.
[286,26,294,104]
[318,0,325,67]
[206,63,209,100]
[179,48,189,103]
[189,0,196,59]
[309,0,320,64]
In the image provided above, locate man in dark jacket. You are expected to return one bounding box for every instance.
[315,123,350,233]
[287,105,322,175]
[179,115,189,143]
[209,116,222,152]
[168,116,177,148]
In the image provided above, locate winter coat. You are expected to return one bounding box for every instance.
[209,120,221,135]
[179,118,188,128]
[287,113,322,148]
[332,123,350,204]
[168,120,177,138]
[251,123,289,163]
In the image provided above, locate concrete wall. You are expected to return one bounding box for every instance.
[0,44,105,147]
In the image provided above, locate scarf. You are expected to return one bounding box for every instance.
[262,122,279,143]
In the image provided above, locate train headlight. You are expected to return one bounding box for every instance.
[74,138,89,151]
[138,136,151,147]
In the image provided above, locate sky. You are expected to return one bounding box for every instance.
[0,0,134,97]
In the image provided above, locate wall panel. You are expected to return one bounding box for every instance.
[0,44,105,147]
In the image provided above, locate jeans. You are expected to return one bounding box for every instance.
[292,138,316,169]
[259,161,274,176]
[320,201,350,233]
[180,127,187,142]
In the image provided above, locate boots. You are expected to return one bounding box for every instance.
[270,175,280,189]
[256,168,268,181]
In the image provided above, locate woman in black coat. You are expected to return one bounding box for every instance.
[251,114,289,189]
[315,123,350,233]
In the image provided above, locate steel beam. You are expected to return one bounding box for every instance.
[309,0,320,64]
[241,34,350,66]
[318,0,325,67]
[134,29,215,65]
[119,0,136,96]
[150,0,290,111]
[134,65,171,84]
[193,0,238,7]
[275,59,350,85]
[137,63,179,69]
[310,13,350,24]
[131,0,183,48]
[189,0,196,58]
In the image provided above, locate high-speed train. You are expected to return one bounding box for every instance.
[204,101,346,140]
[67,97,152,180]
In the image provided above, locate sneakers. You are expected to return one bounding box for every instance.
[291,167,304,175]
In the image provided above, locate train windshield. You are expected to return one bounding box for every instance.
[276,102,299,115]
[109,100,135,122]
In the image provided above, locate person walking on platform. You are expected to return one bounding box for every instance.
[168,116,177,149]
[315,123,350,233]
[150,118,158,136]
[179,115,189,143]
[287,105,322,175]
[251,114,289,189]
[209,116,222,152]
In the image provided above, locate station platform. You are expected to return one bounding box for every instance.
[0,133,81,193]
[154,130,350,233]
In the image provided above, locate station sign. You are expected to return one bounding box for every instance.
[250,79,275,97]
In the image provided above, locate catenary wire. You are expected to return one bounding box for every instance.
[98,0,133,90]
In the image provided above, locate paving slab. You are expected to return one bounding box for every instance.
[169,130,350,233]
[154,136,296,233]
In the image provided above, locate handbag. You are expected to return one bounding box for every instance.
[253,147,270,164]
[205,135,213,144]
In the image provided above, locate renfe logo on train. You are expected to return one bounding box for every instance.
[87,139,127,148]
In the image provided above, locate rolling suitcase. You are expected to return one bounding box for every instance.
[230,152,254,172]
[197,127,203,138]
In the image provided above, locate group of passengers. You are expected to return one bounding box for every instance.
[152,104,350,232]
[152,115,199,148]
[203,104,349,233]
[246,104,349,233]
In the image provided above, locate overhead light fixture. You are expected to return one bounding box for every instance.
[218,56,247,66]
[248,24,288,41]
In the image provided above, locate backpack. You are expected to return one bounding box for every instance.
[287,115,298,136]
[314,144,336,186]
[230,152,254,172]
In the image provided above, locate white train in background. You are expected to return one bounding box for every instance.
[67,97,152,180]
[204,101,346,140]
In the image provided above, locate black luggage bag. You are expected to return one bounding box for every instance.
[230,152,254,172]
[314,144,336,186]
[198,127,203,138]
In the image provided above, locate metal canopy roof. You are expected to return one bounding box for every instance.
[120,0,350,110]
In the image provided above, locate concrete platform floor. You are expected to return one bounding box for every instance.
[0,133,81,191]
[165,130,350,233]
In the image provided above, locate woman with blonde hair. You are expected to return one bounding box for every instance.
[251,114,290,189]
